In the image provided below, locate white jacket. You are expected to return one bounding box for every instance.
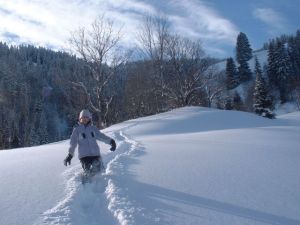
[68,123,112,159]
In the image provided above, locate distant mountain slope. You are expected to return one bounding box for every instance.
[214,49,268,72]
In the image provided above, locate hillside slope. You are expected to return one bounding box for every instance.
[1,107,300,225]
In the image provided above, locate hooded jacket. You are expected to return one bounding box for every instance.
[68,122,112,159]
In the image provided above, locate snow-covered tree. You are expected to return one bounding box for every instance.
[268,40,293,103]
[226,57,239,90]
[0,42,99,149]
[267,41,277,85]
[288,31,300,88]
[253,57,275,119]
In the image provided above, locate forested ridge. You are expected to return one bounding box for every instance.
[0,19,299,149]
[0,43,93,148]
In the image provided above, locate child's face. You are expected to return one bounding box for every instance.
[79,116,90,125]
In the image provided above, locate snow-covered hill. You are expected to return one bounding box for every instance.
[1,107,300,225]
[214,49,268,72]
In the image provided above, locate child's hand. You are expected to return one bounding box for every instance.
[64,153,73,166]
[110,139,116,151]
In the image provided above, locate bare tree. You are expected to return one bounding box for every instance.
[69,15,123,127]
[163,34,210,107]
[137,15,170,111]
[137,15,219,108]
[201,66,226,107]
[137,15,169,62]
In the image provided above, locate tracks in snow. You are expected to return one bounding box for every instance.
[105,130,142,225]
[37,126,142,225]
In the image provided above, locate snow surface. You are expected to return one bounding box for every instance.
[275,102,300,116]
[1,107,300,225]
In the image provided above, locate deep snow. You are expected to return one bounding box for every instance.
[1,107,300,225]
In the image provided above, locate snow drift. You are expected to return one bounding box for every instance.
[1,107,300,225]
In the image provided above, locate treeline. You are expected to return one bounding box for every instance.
[0,43,94,149]
[0,40,216,150]
[225,30,300,117]
[0,15,299,150]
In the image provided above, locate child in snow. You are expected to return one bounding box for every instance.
[64,109,116,174]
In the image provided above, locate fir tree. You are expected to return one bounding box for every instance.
[288,31,300,87]
[10,135,20,148]
[236,32,253,82]
[226,57,239,89]
[38,111,49,145]
[225,96,233,110]
[253,57,275,119]
[29,129,40,146]
[232,91,244,111]
[238,61,252,83]
[267,41,277,87]
[268,40,293,103]
[236,32,253,63]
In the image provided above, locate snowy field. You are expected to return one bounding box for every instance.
[1,107,300,225]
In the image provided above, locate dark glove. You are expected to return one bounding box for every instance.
[110,139,116,151]
[64,153,73,166]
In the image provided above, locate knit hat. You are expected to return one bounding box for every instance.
[79,109,92,120]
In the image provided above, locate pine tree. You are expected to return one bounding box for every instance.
[236,32,253,63]
[267,41,277,87]
[232,91,244,111]
[225,96,233,110]
[288,31,300,87]
[236,32,253,82]
[29,129,40,146]
[0,43,98,149]
[38,111,49,145]
[295,30,300,72]
[238,61,252,83]
[253,57,275,119]
[226,57,239,89]
[268,40,293,103]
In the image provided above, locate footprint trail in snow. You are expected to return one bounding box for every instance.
[36,127,141,225]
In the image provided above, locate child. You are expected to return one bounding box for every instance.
[64,109,116,175]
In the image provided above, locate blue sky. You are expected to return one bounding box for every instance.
[0,0,298,58]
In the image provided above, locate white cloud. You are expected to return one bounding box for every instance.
[164,0,239,57]
[169,0,239,43]
[0,0,88,48]
[253,8,287,31]
[0,0,238,57]
[107,0,157,14]
[0,0,155,50]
